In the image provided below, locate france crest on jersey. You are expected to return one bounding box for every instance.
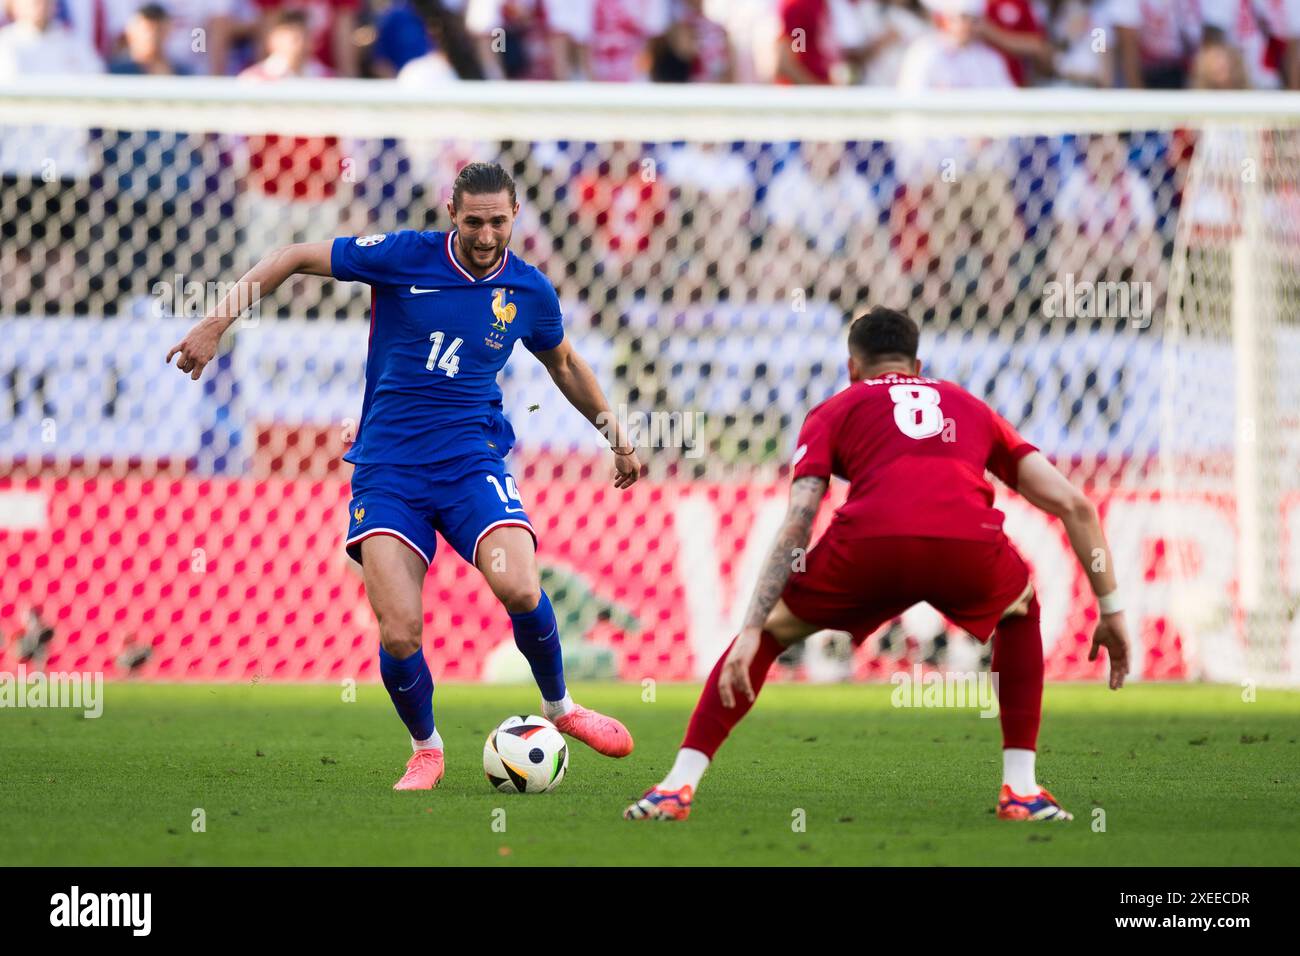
[333,230,563,568]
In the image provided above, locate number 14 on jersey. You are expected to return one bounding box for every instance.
[426,331,463,378]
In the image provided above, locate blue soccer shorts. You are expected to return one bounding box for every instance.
[344,459,536,569]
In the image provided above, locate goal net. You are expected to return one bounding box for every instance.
[0,79,1296,686]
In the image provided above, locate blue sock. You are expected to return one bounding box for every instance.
[378,646,435,743]
[509,590,567,702]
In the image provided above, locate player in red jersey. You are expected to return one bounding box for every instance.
[626,307,1131,822]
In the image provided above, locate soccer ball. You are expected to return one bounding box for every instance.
[483,715,569,794]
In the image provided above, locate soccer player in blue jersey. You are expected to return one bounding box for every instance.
[167,163,640,790]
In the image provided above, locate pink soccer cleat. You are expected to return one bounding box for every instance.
[552,705,634,758]
[393,748,445,791]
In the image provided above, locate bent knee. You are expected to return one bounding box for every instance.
[377,612,423,657]
[496,581,542,615]
[765,600,820,645]
[1000,582,1036,620]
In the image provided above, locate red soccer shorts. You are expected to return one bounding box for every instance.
[780,532,1032,644]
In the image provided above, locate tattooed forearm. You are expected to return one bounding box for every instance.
[740,476,829,631]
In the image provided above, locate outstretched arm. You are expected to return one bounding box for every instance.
[1015,451,1130,689]
[718,475,829,707]
[533,338,641,489]
[166,241,333,380]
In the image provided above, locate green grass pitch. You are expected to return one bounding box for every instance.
[3,682,1298,866]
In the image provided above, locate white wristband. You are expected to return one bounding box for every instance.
[1098,591,1123,615]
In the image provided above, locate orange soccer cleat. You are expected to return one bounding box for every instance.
[996,784,1074,821]
[624,785,693,821]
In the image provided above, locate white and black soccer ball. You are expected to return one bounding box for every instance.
[483,715,568,793]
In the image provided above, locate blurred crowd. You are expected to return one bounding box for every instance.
[0,0,1297,89]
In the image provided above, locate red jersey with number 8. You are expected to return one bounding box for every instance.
[791,371,1036,542]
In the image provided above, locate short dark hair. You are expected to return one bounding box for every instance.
[136,2,170,21]
[268,9,309,31]
[452,162,517,210]
[847,307,920,362]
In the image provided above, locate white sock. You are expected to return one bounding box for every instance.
[413,729,444,752]
[1002,748,1038,795]
[542,693,575,720]
[660,748,710,793]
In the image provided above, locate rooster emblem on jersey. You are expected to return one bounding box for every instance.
[353,506,365,524]
[490,288,517,332]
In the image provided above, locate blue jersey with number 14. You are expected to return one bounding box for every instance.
[331,229,565,469]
